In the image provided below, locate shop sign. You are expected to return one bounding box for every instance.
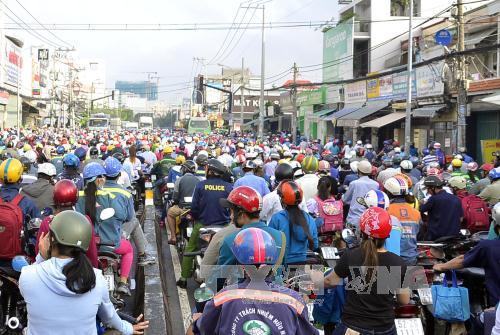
[416,62,445,97]
[4,38,23,88]
[367,74,393,100]
[296,87,326,106]
[344,80,366,103]
[323,19,353,82]
[326,84,341,104]
[392,70,416,100]
[0,90,9,105]
[481,139,500,164]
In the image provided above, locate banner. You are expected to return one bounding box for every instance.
[392,70,416,100]
[344,80,366,103]
[417,63,445,98]
[323,19,353,82]
[367,74,393,100]
[4,38,23,89]
[0,90,9,105]
[481,139,500,164]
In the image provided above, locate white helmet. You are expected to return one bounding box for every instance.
[350,161,359,173]
[364,190,390,209]
[293,168,305,179]
[24,150,37,163]
[493,203,500,226]
[448,176,467,190]
[283,151,292,158]
[253,158,264,168]
[400,160,413,171]
[356,140,362,145]
[185,136,193,143]
[365,144,373,149]
[394,147,401,153]
[358,160,372,174]
[37,163,57,177]
[384,176,408,196]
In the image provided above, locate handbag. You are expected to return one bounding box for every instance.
[431,270,470,322]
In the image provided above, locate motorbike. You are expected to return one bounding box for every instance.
[175,197,194,255]
[184,225,223,284]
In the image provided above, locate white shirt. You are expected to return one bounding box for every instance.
[124,158,142,181]
[260,190,283,223]
[295,174,320,204]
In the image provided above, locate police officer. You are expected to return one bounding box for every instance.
[56,153,84,190]
[187,228,318,335]
[0,158,39,220]
[177,159,232,288]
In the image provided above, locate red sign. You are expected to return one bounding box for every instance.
[0,91,10,105]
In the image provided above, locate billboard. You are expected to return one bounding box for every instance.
[323,19,353,82]
[392,70,417,100]
[367,74,393,100]
[344,80,366,103]
[4,37,23,89]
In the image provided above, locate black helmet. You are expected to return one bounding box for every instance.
[195,153,208,166]
[424,176,444,188]
[20,156,31,172]
[207,158,226,176]
[181,160,197,175]
[275,163,294,183]
[341,158,350,167]
[112,152,125,163]
[89,147,99,157]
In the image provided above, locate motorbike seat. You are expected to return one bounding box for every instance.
[98,246,120,259]
[0,266,20,279]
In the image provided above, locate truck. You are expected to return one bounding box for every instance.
[110,118,122,131]
[124,121,139,131]
[88,113,110,131]
[139,116,153,129]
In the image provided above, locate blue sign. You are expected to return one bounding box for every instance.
[435,29,453,46]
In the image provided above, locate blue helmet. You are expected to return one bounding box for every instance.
[74,147,87,161]
[56,145,66,155]
[104,157,122,178]
[62,154,80,168]
[230,228,278,265]
[422,148,430,156]
[410,156,420,166]
[83,162,106,182]
[346,140,352,145]
[489,167,500,180]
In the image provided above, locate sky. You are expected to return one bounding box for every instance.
[2,0,337,102]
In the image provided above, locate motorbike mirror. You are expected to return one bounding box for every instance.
[194,284,214,313]
[167,183,175,188]
[100,208,115,221]
[341,228,355,245]
[460,229,471,237]
[356,197,368,208]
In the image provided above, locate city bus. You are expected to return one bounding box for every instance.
[187,116,211,135]
[88,113,110,131]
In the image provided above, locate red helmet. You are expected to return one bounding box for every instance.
[318,160,330,172]
[296,153,305,163]
[277,181,303,206]
[220,186,262,213]
[235,154,246,164]
[53,179,79,207]
[99,144,107,153]
[359,207,392,239]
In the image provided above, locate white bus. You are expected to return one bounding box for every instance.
[88,113,110,131]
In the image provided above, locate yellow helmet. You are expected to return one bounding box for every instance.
[175,155,186,164]
[0,158,23,184]
[23,144,32,152]
[164,146,173,154]
[451,158,462,168]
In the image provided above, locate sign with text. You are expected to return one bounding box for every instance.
[4,38,23,88]
[344,80,366,103]
[323,19,353,82]
[392,70,417,100]
[367,74,393,100]
[37,48,49,61]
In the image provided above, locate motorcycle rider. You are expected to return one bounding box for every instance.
[419,176,463,241]
[434,204,500,306]
[177,159,233,288]
[260,162,295,223]
[51,145,66,175]
[151,145,176,206]
[81,146,104,171]
[269,180,318,265]
[479,167,500,206]
[296,155,320,204]
[233,160,270,197]
[20,211,149,335]
[36,179,98,268]
[0,158,39,219]
[166,160,200,245]
[187,228,318,335]
[167,155,186,183]
[55,153,84,190]
[20,162,57,212]
[310,207,410,335]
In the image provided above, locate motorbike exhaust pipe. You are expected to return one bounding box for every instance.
[7,316,20,330]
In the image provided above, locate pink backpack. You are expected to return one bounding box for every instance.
[315,196,343,233]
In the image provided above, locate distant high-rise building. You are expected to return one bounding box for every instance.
[115,81,158,101]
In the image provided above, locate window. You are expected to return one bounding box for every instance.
[88,119,108,127]
[391,0,420,16]
[189,120,210,128]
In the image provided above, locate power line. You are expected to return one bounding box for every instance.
[13,0,72,48]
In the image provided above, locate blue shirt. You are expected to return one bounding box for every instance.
[191,178,233,226]
[55,169,84,190]
[420,190,463,241]
[343,176,379,226]
[269,210,318,264]
[330,167,339,179]
[343,174,359,187]
[0,184,39,220]
[167,168,182,183]
[234,172,270,197]
[217,221,283,266]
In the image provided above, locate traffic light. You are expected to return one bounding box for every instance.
[111,90,115,100]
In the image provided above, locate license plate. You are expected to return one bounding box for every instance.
[184,197,192,203]
[151,175,156,182]
[104,274,115,291]
[307,303,315,322]
[417,288,433,305]
[321,247,339,260]
[145,182,153,188]
[394,318,424,335]
[187,227,193,238]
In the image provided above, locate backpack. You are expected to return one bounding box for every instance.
[460,194,490,232]
[0,194,25,259]
[315,196,343,233]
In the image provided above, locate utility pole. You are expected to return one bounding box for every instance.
[258,5,265,139]
[291,63,299,145]
[240,57,245,130]
[457,0,467,150]
[404,0,414,154]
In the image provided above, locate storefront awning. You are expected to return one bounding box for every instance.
[465,28,496,47]
[412,104,446,118]
[324,103,364,122]
[22,100,40,114]
[336,99,391,128]
[360,112,406,128]
[314,108,336,118]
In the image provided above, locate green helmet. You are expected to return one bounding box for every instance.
[301,156,319,174]
[50,211,92,252]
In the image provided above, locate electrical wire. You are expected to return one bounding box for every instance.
[13,0,73,48]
